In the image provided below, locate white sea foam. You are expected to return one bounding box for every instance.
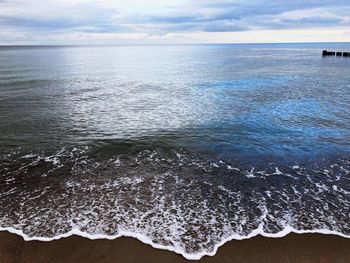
[274,167,283,175]
[1,148,349,260]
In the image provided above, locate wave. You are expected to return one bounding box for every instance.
[0,146,349,260]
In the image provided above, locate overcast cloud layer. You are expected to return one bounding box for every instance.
[0,0,350,44]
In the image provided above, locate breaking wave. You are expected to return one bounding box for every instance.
[1,146,349,260]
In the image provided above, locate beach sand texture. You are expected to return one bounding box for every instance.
[1,232,350,263]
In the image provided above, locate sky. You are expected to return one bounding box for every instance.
[0,0,350,44]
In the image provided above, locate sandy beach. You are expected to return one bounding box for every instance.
[0,231,349,263]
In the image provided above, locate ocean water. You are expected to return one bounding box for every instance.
[0,43,350,259]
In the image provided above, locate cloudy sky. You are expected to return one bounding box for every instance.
[1,0,350,44]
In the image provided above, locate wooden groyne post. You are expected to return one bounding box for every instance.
[323,50,350,57]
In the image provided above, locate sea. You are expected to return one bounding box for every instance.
[0,43,350,260]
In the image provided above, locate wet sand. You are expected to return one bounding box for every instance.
[0,231,349,263]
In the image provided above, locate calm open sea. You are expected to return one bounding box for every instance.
[1,43,350,259]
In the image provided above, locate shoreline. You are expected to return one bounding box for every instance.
[1,231,350,263]
[2,226,350,260]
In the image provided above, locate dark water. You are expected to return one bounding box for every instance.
[1,44,350,259]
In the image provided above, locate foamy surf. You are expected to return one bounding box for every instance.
[1,147,349,260]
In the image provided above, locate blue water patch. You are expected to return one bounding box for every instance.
[187,72,350,163]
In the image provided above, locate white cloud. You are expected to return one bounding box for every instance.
[0,0,349,44]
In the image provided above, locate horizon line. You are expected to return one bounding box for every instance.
[0,41,350,48]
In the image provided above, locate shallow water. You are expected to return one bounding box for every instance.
[1,43,350,259]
